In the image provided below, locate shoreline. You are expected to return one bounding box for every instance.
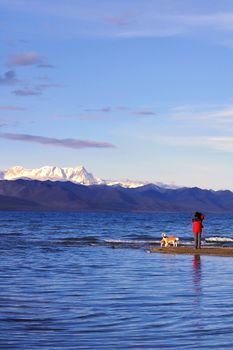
[149,246,233,256]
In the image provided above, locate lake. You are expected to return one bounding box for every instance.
[1,211,233,349]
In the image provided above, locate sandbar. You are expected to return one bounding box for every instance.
[149,246,233,256]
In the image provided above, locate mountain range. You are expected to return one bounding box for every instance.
[0,178,233,212]
[0,165,152,188]
[0,165,181,189]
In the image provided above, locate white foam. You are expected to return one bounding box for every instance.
[105,238,227,247]
[105,239,160,244]
[205,236,233,242]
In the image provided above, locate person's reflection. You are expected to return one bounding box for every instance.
[192,254,202,297]
[191,254,203,333]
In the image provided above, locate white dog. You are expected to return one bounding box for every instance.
[160,233,179,247]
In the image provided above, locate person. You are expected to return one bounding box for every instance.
[192,211,204,249]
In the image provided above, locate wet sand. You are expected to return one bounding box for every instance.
[149,246,233,256]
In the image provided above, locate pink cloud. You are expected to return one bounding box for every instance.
[0,105,27,111]
[104,11,136,26]
[8,52,43,66]
[0,133,116,149]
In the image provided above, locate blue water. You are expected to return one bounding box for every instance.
[1,211,233,349]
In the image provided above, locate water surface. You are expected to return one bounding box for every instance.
[0,211,233,349]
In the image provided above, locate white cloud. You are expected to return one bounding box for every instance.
[160,135,233,153]
[168,104,233,127]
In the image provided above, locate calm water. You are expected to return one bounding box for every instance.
[1,211,233,349]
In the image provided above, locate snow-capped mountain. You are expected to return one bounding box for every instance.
[0,165,175,188]
[1,165,102,186]
[103,178,149,188]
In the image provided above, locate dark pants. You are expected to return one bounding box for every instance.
[194,232,201,249]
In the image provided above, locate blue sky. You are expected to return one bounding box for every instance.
[1,0,233,190]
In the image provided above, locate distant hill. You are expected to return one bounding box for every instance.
[0,179,233,212]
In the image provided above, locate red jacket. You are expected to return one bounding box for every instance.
[192,219,202,233]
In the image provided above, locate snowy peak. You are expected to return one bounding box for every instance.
[2,165,101,185]
[0,165,149,187]
[0,165,176,189]
[103,178,149,188]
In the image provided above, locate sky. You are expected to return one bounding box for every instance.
[1,0,233,190]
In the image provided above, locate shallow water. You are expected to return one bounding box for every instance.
[1,211,233,349]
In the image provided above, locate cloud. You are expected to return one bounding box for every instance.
[103,11,136,26]
[37,63,55,69]
[35,83,62,90]
[51,113,108,121]
[7,52,43,66]
[55,105,156,121]
[84,107,111,113]
[115,106,130,111]
[7,52,54,69]
[3,0,233,43]
[0,132,116,149]
[83,106,156,117]
[109,11,233,39]
[3,0,233,39]
[169,104,233,127]
[205,136,233,152]
[78,114,107,121]
[131,110,156,117]
[12,83,61,96]
[0,105,27,111]
[0,122,8,128]
[159,135,233,153]
[0,70,18,85]
[12,89,42,96]
[182,13,233,32]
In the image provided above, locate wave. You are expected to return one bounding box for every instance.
[105,239,161,245]
[55,236,100,246]
[205,236,233,243]
[106,237,233,248]
[54,236,233,248]
[105,239,194,246]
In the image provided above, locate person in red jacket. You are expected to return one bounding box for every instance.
[192,211,204,249]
